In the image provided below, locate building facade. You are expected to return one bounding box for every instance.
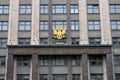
[0,0,120,80]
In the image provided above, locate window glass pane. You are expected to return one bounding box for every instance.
[88,5,99,13]
[25,26,30,30]
[0,57,5,66]
[52,5,66,14]
[0,39,7,48]
[20,5,31,14]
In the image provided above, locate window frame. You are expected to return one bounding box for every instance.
[0,5,9,14]
[40,4,48,14]
[19,21,31,31]
[40,38,48,45]
[87,4,99,14]
[71,56,81,66]
[0,56,5,67]
[89,56,103,66]
[71,37,79,45]
[19,5,31,14]
[115,73,120,80]
[52,5,67,14]
[70,5,79,14]
[72,74,80,80]
[70,21,79,30]
[52,21,67,29]
[111,21,120,30]
[17,57,30,67]
[110,4,120,14]
[90,74,103,80]
[112,37,120,46]
[52,56,67,66]
[114,55,120,66]
[39,56,48,66]
[0,74,5,80]
[18,38,30,45]
[17,74,30,80]
[40,21,49,30]
[39,74,48,80]
[89,37,101,45]
[52,38,67,45]
[0,38,7,48]
[0,21,8,31]
[53,74,67,80]
[88,21,100,30]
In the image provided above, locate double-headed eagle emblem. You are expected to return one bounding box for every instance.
[53,27,66,39]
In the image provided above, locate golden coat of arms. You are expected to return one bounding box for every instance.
[53,27,66,39]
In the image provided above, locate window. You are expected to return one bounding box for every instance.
[70,5,78,14]
[0,74,5,80]
[39,74,48,80]
[40,5,48,14]
[115,73,120,80]
[53,75,67,80]
[19,21,31,31]
[52,38,67,45]
[0,5,9,14]
[114,55,120,66]
[18,38,30,45]
[0,21,8,31]
[71,21,79,30]
[88,21,100,30]
[20,5,31,14]
[110,5,120,13]
[89,56,103,66]
[87,5,99,13]
[71,38,79,45]
[72,56,80,66]
[40,38,48,45]
[52,21,67,29]
[72,74,80,80]
[0,38,7,48]
[40,21,48,30]
[89,37,101,45]
[17,74,29,80]
[17,57,30,66]
[91,74,103,80]
[52,56,67,66]
[39,56,48,66]
[52,5,67,14]
[0,57,5,67]
[112,37,120,46]
[111,21,120,30]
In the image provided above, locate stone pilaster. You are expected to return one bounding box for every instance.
[99,0,112,44]
[31,54,38,80]
[106,54,114,80]
[6,52,14,80]
[81,54,88,80]
[8,0,19,45]
[78,0,88,45]
[31,0,40,45]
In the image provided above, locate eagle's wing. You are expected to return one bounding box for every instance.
[53,29,58,35]
[61,28,66,34]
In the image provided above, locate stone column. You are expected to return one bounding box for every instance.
[106,54,114,80]
[68,56,72,80]
[78,0,89,45]
[31,0,40,45]
[48,56,52,80]
[81,54,88,80]
[13,59,17,80]
[8,0,19,45]
[30,54,38,80]
[99,0,112,44]
[6,52,14,80]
